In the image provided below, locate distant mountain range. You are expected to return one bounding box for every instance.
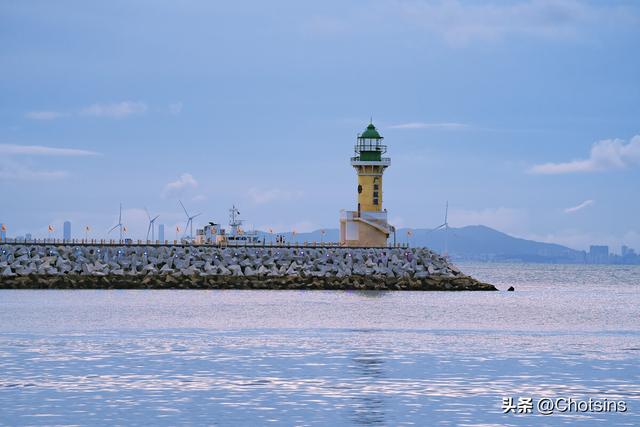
[256,225,587,263]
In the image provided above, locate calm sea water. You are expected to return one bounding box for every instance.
[0,263,638,426]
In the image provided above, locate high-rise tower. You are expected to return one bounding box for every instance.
[63,221,71,241]
[340,122,393,247]
[158,224,165,242]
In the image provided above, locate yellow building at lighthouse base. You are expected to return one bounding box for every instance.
[340,209,392,247]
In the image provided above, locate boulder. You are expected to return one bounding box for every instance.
[228,265,244,276]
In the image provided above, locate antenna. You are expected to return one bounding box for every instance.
[108,203,124,242]
[179,200,201,239]
[145,207,160,242]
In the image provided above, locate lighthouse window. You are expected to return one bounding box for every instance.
[373,198,379,205]
[358,185,362,194]
[374,184,379,190]
[373,191,379,198]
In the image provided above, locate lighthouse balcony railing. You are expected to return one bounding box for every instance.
[360,210,388,222]
[350,157,391,166]
[340,209,388,223]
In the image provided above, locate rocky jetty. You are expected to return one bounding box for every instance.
[0,244,496,291]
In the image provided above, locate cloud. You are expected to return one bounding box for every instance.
[530,135,640,174]
[162,173,198,198]
[0,144,99,157]
[25,101,149,120]
[248,188,304,205]
[304,0,634,46]
[169,102,183,115]
[0,144,97,181]
[25,111,67,120]
[0,160,68,181]
[80,101,148,118]
[395,0,622,46]
[564,199,594,214]
[388,122,468,130]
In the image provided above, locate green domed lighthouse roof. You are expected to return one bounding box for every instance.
[359,122,382,139]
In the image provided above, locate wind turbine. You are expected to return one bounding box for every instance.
[429,201,451,257]
[179,200,201,239]
[109,203,124,242]
[145,208,160,242]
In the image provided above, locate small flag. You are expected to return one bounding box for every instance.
[176,226,181,232]
[123,226,128,233]
[48,225,54,232]
[1,224,6,232]
[85,226,90,232]
[407,230,413,237]
[268,228,273,234]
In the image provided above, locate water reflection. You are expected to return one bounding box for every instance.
[348,347,387,425]
[0,264,639,425]
[349,290,388,298]
[0,330,638,426]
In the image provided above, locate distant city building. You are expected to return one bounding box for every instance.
[25,233,32,241]
[63,221,71,241]
[589,245,609,264]
[621,245,636,259]
[158,224,165,242]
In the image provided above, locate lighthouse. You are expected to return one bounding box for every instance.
[340,122,393,247]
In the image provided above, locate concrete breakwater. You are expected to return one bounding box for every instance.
[0,244,496,291]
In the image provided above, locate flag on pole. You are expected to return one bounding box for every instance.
[85,226,90,232]
[48,225,54,232]
[268,228,273,234]
[407,230,413,237]
[123,226,128,233]
[176,226,181,232]
[1,224,6,232]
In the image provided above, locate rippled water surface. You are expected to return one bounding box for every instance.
[1,263,639,426]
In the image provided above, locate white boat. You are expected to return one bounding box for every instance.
[195,205,261,245]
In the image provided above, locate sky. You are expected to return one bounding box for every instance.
[1,0,639,251]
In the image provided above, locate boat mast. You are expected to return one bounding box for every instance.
[229,205,243,236]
